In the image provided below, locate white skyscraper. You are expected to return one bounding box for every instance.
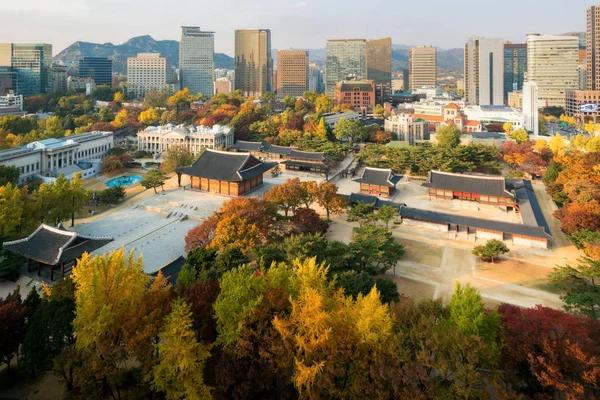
[464,36,504,106]
[523,81,539,135]
[179,26,215,97]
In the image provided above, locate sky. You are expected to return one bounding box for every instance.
[0,0,591,56]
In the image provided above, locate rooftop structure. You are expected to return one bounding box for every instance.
[234,140,327,173]
[354,167,402,197]
[177,149,276,196]
[3,223,113,281]
[0,131,114,183]
[137,123,234,155]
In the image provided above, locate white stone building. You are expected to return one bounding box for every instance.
[384,114,430,145]
[463,105,526,130]
[137,124,234,155]
[464,36,505,106]
[126,53,175,99]
[0,131,114,184]
[322,111,361,127]
[67,76,96,93]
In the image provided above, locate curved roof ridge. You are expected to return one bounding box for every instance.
[431,170,505,181]
[204,148,249,156]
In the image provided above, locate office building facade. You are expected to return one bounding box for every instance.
[79,57,112,86]
[179,26,215,97]
[276,50,308,98]
[333,80,375,114]
[408,46,437,92]
[127,53,175,99]
[366,37,392,104]
[588,5,600,90]
[464,36,504,106]
[504,43,527,101]
[235,29,273,97]
[526,34,579,107]
[52,64,68,92]
[0,43,53,97]
[214,77,232,95]
[0,66,17,95]
[308,64,323,93]
[523,81,539,135]
[325,39,367,96]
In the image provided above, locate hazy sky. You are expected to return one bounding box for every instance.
[0,0,590,56]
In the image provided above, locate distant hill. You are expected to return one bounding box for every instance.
[303,45,463,74]
[54,35,234,74]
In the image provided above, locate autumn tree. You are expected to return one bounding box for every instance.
[313,181,347,221]
[472,239,510,263]
[138,107,159,125]
[0,293,29,373]
[162,145,195,186]
[152,299,212,400]
[376,204,399,228]
[68,248,149,398]
[111,109,129,129]
[293,207,329,235]
[264,177,307,217]
[185,215,219,252]
[141,169,167,194]
[508,128,529,144]
[101,155,124,172]
[347,201,376,227]
[499,304,600,399]
[168,88,195,112]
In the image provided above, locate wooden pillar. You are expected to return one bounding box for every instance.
[466,226,470,234]
[50,264,54,281]
[61,263,65,279]
[37,261,41,276]
[456,224,459,233]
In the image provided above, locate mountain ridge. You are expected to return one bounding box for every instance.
[54,35,464,74]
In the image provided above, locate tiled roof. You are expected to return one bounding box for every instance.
[3,224,113,265]
[423,171,514,199]
[177,149,276,182]
[354,167,402,187]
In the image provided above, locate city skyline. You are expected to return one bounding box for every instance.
[0,0,587,56]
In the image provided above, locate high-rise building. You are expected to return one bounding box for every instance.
[366,37,392,104]
[325,39,367,96]
[214,77,232,95]
[526,34,578,107]
[504,43,527,101]
[402,69,409,92]
[79,57,112,86]
[179,26,215,97]
[127,53,175,99]
[523,81,539,135]
[325,38,391,103]
[0,67,17,95]
[234,29,273,97]
[52,64,68,92]
[588,5,600,90]
[408,46,437,92]
[276,50,308,98]
[0,43,53,97]
[464,36,504,106]
[308,64,323,93]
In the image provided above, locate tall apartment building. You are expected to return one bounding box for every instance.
[179,26,215,97]
[588,5,600,90]
[234,29,273,97]
[366,37,392,104]
[526,34,578,107]
[504,43,527,101]
[127,53,174,99]
[523,81,539,135]
[408,46,437,92]
[0,43,53,97]
[214,77,232,95]
[52,65,68,92]
[276,50,308,98]
[79,57,112,86]
[464,36,504,106]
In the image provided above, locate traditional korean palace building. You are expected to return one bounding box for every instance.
[423,171,517,209]
[2,223,113,281]
[233,141,327,173]
[177,149,277,196]
[354,167,402,197]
